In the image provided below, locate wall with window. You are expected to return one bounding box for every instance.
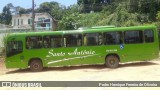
[12,14,31,27]
[12,13,54,30]
[35,19,52,31]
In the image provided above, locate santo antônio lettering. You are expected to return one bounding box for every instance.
[47,48,96,57]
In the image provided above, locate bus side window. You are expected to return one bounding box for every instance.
[37,37,43,48]
[83,35,87,46]
[64,34,82,47]
[64,37,66,47]
[43,36,51,48]
[77,34,82,46]
[49,35,62,48]
[26,36,42,49]
[54,36,63,48]
[84,33,99,46]
[124,30,143,44]
[104,32,122,45]
[144,30,154,43]
[98,34,103,45]
[26,37,31,49]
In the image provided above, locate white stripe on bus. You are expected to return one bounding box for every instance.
[47,54,99,65]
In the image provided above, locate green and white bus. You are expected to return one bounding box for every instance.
[5,25,159,71]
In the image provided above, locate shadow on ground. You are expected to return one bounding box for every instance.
[6,61,158,74]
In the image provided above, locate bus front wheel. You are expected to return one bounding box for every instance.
[105,55,119,68]
[30,60,43,72]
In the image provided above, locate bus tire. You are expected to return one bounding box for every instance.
[105,55,119,68]
[30,60,43,72]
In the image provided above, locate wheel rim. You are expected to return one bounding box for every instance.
[33,63,39,69]
[109,59,116,65]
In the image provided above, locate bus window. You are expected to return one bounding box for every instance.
[43,36,51,48]
[104,32,123,45]
[64,34,82,47]
[47,35,63,48]
[26,36,42,49]
[98,34,103,45]
[144,30,154,43]
[124,30,143,44]
[84,33,99,46]
[43,35,62,48]
[7,41,23,57]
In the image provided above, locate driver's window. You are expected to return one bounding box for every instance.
[7,41,23,57]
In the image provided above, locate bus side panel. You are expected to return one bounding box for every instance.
[6,60,28,68]
[5,35,28,69]
[120,28,159,62]
[45,45,121,66]
[120,43,158,63]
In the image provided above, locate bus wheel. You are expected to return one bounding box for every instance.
[105,55,119,68]
[30,60,43,72]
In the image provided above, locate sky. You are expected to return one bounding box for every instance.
[0,0,77,12]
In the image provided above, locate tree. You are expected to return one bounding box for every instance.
[138,0,160,21]
[1,3,12,25]
[129,0,139,12]
[19,7,27,15]
[58,12,81,30]
[86,3,141,27]
[0,14,3,23]
[77,0,110,13]
[37,1,66,20]
[66,4,79,15]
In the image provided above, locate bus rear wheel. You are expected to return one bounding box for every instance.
[30,60,43,72]
[105,55,119,68]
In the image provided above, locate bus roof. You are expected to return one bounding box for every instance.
[91,25,115,29]
[7,25,156,37]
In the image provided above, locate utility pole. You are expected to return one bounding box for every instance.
[32,0,35,31]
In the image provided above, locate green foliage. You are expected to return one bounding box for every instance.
[37,1,66,20]
[78,12,103,27]
[104,3,141,26]
[58,11,108,30]
[65,0,160,29]
[156,11,160,28]
[157,11,160,21]
[58,12,81,30]
[139,0,160,21]
[1,0,160,30]
[77,0,110,13]
[1,33,9,56]
[65,4,79,15]
[59,3,142,29]
[0,4,12,25]
[19,7,27,15]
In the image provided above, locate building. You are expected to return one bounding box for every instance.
[12,13,57,31]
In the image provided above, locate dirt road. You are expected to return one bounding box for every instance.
[0,58,160,90]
